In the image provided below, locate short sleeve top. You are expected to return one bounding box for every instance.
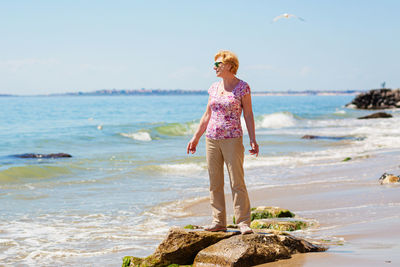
[205,80,251,140]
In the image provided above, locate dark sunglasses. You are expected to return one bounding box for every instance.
[214,61,223,68]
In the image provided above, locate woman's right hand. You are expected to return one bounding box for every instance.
[187,137,199,154]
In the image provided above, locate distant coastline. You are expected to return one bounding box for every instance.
[1,89,366,97]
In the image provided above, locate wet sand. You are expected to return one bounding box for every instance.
[185,150,400,266]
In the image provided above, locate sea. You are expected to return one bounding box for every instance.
[1,93,400,266]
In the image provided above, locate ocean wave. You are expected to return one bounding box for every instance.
[139,162,207,175]
[154,121,198,136]
[255,112,298,129]
[333,109,347,115]
[120,131,152,141]
[0,165,71,183]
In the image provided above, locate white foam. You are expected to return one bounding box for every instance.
[333,109,346,115]
[158,163,206,173]
[120,131,152,141]
[0,210,169,266]
[256,112,297,129]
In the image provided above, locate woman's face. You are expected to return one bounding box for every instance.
[214,57,231,78]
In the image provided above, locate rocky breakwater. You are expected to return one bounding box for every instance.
[346,88,400,109]
[122,207,327,267]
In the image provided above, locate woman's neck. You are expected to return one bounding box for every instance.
[221,74,239,91]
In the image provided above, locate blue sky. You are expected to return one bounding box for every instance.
[1,0,399,95]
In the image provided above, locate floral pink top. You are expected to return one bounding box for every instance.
[206,80,251,140]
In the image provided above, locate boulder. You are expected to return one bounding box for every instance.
[123,227,238,267]
[301,135,362,141]
[358,112,393,119]
[346,88,400,109]
[250,218,309,231]
[251,206,295,219]
[14,153,72,159]
[379,173,400,185]
[233,206,295,224]
[193,233,327,267]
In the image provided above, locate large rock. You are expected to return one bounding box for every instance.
[358,112,393,119]
[123,227,238,267]
[251,206,295,219]
[301,135,362,141]
[346,88,400,109]
[379,173,400,185]
[193,233,327,267]
[233,206,295,225]
[13,153,72,159]
[250,218,309,231]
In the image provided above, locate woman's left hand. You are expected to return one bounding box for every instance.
[249,140,259,157]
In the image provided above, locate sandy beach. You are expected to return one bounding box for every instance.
[185,149,400,266]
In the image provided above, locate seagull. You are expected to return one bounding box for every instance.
[273,13,305,23]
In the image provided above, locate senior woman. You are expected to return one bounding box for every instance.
[187,50,259,234]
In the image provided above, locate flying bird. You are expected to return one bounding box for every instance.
[273,13,305,23]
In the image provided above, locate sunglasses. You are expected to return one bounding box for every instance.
[214,61,223,68]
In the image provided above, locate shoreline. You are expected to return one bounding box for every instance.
[183,148,400,266]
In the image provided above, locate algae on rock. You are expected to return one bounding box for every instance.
[250,219,309,231]
[233,206,295,224]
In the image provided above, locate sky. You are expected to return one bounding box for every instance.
[0,0,399,95]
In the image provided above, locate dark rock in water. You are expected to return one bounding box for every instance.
[357,112,393,119]
[301,135,361,141]
[193,233,327,267]
[14,153,72,159]
[302,135,319,139]
[346,88,400,110]
[379,173,400,185]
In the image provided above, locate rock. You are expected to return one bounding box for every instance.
[301,135,362,141]
[301,135,319,139]
[250,219,309,231]
[233,206,295,224]
[193,233,327,267]
[13,153,72,159]
[358,112,393,119]
[183,224,201,230]
[379,173,400,185]
[251,206,295,219]
[123,227,238,266]
[346,88,400,110]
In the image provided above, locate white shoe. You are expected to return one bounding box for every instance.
[239,224,253,235]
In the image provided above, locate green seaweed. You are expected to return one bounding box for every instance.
[276,210,295,218]
[251,211,273,221]
[343,157,351,162]
[234,208,295,223]
[122,256,131,267]
[184,224,195,229]
[250,220,308,231]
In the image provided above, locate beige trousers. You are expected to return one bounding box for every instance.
[206,136,251,226]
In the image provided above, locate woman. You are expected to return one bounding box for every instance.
[187,50,259,234]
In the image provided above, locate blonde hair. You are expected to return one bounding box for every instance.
[214,50,239,75]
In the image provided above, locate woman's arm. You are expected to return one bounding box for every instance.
[187,97,212,154]
[242,93,259,156]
